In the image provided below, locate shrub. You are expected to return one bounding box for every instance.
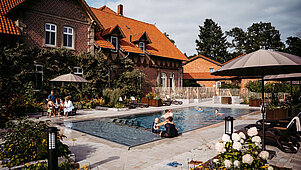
[220,82,240,89]
[102,88,122,107]
[0,119,70,167]
[145,92,155,100]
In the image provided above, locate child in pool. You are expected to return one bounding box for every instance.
[215,109,225,116]
[152,118,160,134]
[198,107,203,112]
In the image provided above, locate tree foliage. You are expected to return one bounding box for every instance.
[284,36,301,57]
[227,22,285,54]
[196,19,229,63]
[163,32,175,45]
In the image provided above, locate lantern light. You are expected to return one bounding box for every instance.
[225,116,235,136]
[48,127,58,170]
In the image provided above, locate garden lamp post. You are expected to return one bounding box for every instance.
[48,127,58,170]
[225,116,234,136]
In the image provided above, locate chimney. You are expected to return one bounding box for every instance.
[118,4,123,16]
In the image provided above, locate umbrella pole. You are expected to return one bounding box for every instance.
[261,75,266,151]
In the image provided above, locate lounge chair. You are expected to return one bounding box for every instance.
[128,96,149,108]
[164,95,183,105]
[244,118,300,153]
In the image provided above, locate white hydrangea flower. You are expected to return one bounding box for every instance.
[224,159,232,169]
[242,154,254,165]
[247,127,258,137]
[234,160,240,168]
[232,133,241,142]
[239,132,246,139]
[215,142,226,153]
[213,159,219,164]
[259,151,269,160]
[252,136,261,144]
[233,141,242,151]
[222,134,231,142]
[268,165,274,170]
[240,139,244,143]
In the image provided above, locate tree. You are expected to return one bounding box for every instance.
[163,32,175,44]
[196,19,229,63]
[285,36,301,57]
[227,22,285,54]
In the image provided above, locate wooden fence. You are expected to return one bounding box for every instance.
[152,87,289,103]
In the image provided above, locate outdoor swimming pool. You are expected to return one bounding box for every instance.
[64,106,258,147]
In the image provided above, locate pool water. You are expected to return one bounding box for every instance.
[64,106,258,147]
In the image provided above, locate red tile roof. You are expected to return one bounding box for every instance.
[185,54,222,66]
[90,6,188,61]
[0,0,24,35]
[183,73,232,80]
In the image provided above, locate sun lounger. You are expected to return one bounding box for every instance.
[163,95,183,105]
[128,96,149,108]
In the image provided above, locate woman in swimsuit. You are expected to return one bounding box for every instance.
[156,117,178,138]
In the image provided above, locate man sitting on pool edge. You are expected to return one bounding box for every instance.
[154,116,179,138]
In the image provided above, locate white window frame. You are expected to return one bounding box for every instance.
[110,36,118,52]
[170,73,175,90]
[161,73,167,88]
[63,26,74,49]
[45,23,57,47]
[209,68,214,72]
[34,64,43,90]
[74,67,83,76]
[139,42,145,52]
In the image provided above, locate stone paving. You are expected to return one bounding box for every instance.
[2,101,301,169]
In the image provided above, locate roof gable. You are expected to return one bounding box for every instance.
[131,32,152,44]
[91,6,188,61]
[184,55,222,66]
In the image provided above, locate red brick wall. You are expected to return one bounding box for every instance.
[17,0,91,53]
[183,57,220,73]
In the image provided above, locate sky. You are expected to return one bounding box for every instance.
[86,0,301,56]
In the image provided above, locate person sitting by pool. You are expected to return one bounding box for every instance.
[156,117,178,138]
[198,107,203,112]
[152,118,160,134]
[161,109,174,119]
[215,109,225,116]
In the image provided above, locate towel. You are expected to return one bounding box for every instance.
[287,116,301,132]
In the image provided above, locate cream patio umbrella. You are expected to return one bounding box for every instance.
[212,49,301,150]
[50,73,88,83]
[50,73,88,99]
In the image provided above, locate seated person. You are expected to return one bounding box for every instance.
[47,99,55,118]
[161,109,174,119]
[152,118,160,134]
[63,96,74,117]
[156,117,179,138]
[198,107,203,112]
[215,109,225,116]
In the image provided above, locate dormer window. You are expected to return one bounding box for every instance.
[139,42,145,52]
[111,36,118,52]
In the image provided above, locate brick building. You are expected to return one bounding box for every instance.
[183,55,232,87]
[90,5,188,91]
[0,0,102,53]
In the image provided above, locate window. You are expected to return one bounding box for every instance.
[161,73,167,87]
[139,42,145,52]
[170,73,175,89]
[209,68,214,72]
[63,27,74,48]
[45,23,56,46]
[34,64,43,90]
[74,67,83,76]
[111,36,118,52]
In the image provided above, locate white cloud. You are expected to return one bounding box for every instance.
[86,0,301,56]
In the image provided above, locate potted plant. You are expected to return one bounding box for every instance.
[211,127,272,169]
[249,96,262,107]
[142,92,155,105]
[266,103,290,120]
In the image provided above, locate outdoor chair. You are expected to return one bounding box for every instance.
[128,96,149,108]
[244,119,300,153]
[164,95,183,105]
